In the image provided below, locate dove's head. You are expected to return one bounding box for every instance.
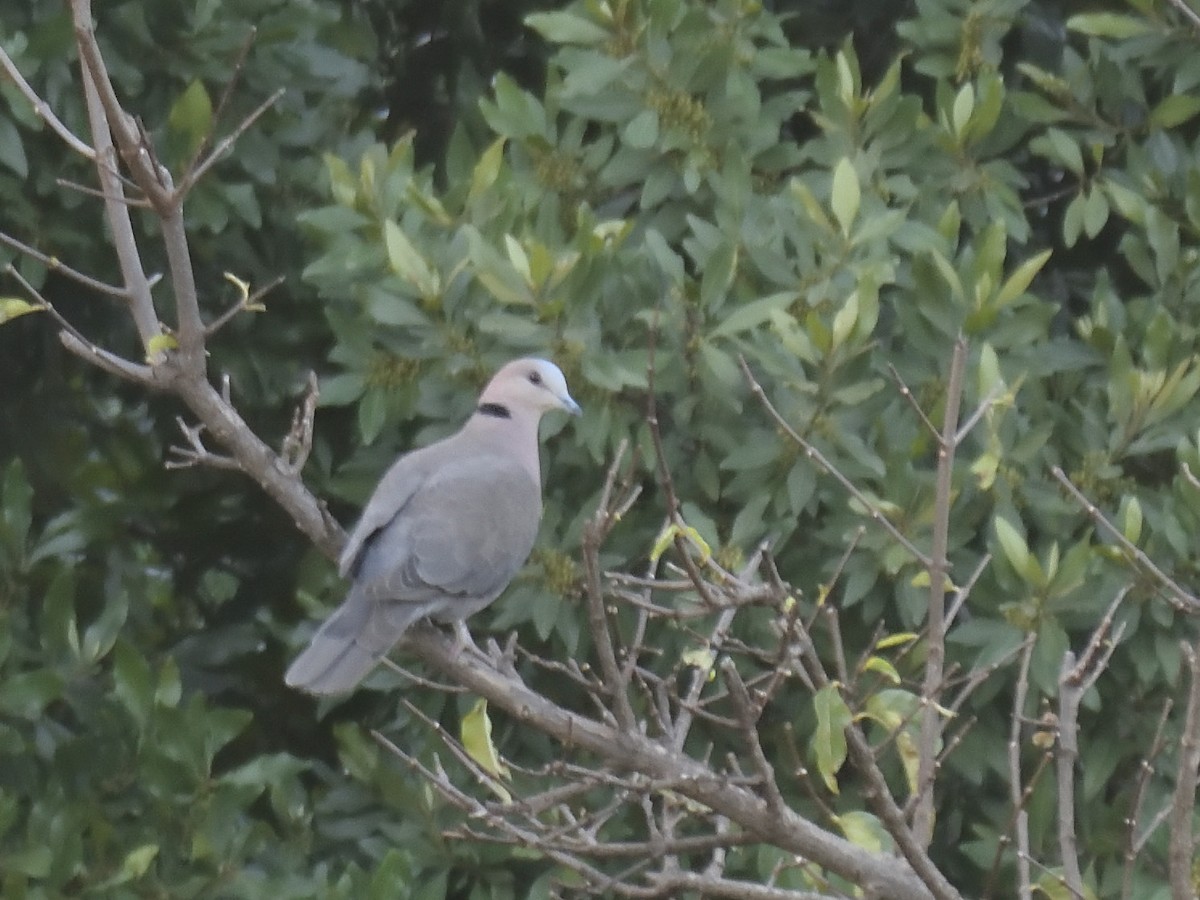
[480,358,581,419]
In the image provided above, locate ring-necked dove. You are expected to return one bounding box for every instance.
[285,358,581,695]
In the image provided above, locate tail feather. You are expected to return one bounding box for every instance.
[285,593,423,695]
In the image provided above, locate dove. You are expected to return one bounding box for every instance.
[285,357,581,695]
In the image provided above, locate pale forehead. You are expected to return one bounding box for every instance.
[501,357,564,379]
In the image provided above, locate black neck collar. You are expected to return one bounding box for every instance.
[477,402,511,419]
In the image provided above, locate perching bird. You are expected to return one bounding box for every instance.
[285,358,581,695]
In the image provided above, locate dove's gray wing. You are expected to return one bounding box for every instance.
[285,453,540,695]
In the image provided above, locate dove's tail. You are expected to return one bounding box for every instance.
[284,592,422,696]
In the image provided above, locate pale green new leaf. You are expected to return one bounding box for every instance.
[830,157,860,237]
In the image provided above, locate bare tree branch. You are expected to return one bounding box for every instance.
[1169,638,1200,900]
[70,0,163,352]
[644,871,840,900]
[582,438,638,731]
[166,417,241,471]
[1008,637,1036,900]
[0,42,95,158]
[279,371,319,475]
[1056,590,1128,899]
[400,626,938,900]
[914,335,967,846]
[1124,699,1174,899]
[0,230,129,299]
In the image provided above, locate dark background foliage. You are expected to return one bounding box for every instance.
[4,0,1200,896]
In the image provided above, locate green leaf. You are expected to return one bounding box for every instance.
[681,647,716,681]
[831,291,858,347]
[951,82,974,138]
[623,109,659,148]
[830,157,860,236]
[649,521,712,564]
[699,242,738,309]
[862,656,901,684]
[789,178,835,233]
[470,136,507,199]
[928,248,964,300]
[0,297,43,324]
[1043,128,1084,175]
[0,670,63,719]
[1062,192,1084,248]
[167,79,213,154]
[708,292,798,339]
[41,567,79,659]
[357,388,387,445]
[874,632,918,650]
[113,641,154,731]
[461,698,512,801]
[994,516,1031,575]
[993,250,1051,310]
[525,11,610,45]
[1147,93,1200,130]
[324,153,357,206]
[0,116,28,178]
[978,342,1003,397]
[368,849,413,900]
[0,458,32,552]
[5,844,51,878]
[96,843,159,888]
[835,810,890,853]
[1065,13,1152,39]
[1150,94,1200,129]
[383,220,437,295]
[319,372,367,406]
[145,333,179,362]
[811,683,850,794]
[1082,189,1109,239]
[82,591,128,664]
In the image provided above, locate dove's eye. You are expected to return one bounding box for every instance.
[528,370,543,385]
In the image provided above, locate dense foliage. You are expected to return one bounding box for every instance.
[4,0,1200,896]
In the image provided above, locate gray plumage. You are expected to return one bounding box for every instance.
[285,358,580,695]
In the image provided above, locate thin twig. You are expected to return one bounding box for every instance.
[1056,590,1129,899]
[740,355,933,569]
[7,264,157,386]
[182,88,286,193]
[582,439,637,732]
[1009,636,1036,900]
[376,656,467,692]
[945,553,991,632]
[181,28,259,185]
[888,363,941,440]
[954,381,1006,445]
[1123,698,1173,899]
[0,230,130,298]
[719,658,784,816]
[165,417,241,470]
[280,371,319,475]
[1051,466,1200,612]
[842,723,965,900]
[0,43,95,158]
[205,274,283,335]
[1166,0,1200,33]
[1169,638,1200,900]
[914,335,967,847]
[54,176,151,207]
